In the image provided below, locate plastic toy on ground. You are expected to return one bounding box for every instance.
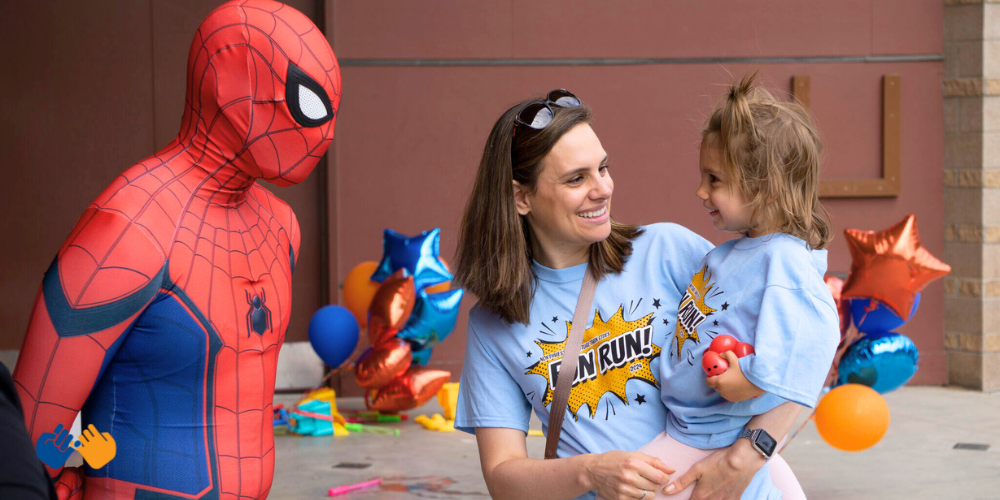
[414,414,455,432]
[437,383,460,420]
[289,388,348,436]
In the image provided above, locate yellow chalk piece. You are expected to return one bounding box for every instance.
[437,383,460,420]
[414,415,435,430]
[333,422,349,436]
[528,430,544,437]
[414,414,456,432]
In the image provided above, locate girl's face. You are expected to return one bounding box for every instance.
[514,123,613,267]
[696,139,754,235]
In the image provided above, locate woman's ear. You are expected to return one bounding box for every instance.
[512,180,531,216]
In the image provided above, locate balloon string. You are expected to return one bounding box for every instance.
[779,305,867,454]
[296,327,373,407]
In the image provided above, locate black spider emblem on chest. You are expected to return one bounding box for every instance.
[246,289,272,337]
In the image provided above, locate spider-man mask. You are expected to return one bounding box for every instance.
[181,0,341,186]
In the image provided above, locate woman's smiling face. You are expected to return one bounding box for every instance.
[514,123,613,267]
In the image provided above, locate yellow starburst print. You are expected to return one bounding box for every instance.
[673,265,717,357]
[525,306,660,420]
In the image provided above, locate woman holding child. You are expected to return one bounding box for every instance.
[453,79,838,500]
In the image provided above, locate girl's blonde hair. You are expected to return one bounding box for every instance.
[703,72,832,249]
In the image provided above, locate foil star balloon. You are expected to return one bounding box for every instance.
[397,288,464,350]
[354,339,412,389]
[367,269,417,347]
[840,214,951,318]
[371,228,452,291]
[369,366,451,413]
[824,275,851,338]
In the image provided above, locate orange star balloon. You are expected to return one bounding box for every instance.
[841,214,951,318]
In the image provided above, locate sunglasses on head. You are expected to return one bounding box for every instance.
[513,89,582,135]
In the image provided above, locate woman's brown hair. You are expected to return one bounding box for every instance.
[704,72,832,249]
[454,96,642,325]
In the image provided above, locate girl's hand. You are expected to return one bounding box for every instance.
[705,351,764,402]
[587,451,675,500]
[661,439,764,499]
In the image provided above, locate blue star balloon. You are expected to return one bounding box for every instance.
[410,346,432,366]
[371,228,452,291]
[836,331,919,394]
[397,288,464,350]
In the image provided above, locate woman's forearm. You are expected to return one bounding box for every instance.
[723,401,803,472]
[746,401,803,444]
[485,454,594,500]
[478,428,672,500]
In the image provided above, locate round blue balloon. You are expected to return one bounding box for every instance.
[850,293,920,335]
[308,305,359,368]
[836,332,919,393]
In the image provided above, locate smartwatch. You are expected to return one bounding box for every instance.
[738,428,777,459]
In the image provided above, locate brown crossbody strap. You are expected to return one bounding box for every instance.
[544,264,598,459]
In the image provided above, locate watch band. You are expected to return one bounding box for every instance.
[739,428,776,459]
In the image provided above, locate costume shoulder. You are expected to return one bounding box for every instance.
[50,203,167,335]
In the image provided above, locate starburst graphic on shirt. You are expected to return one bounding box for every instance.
[525,305,660,420]
[673,265,718,357]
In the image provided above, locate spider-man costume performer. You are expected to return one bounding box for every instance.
[13,1,340,498]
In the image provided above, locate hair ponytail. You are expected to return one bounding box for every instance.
[703,71,832,249]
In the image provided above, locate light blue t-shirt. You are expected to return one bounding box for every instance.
[662,233,840,450]
[455,224,712,498]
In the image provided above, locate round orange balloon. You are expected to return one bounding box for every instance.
[425,258,451,294]
[343,261,380,327]
[815,384,890,452]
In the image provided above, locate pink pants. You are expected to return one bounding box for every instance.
[628,432,806,500]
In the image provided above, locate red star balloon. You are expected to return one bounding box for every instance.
[841,214,951,318]
[367,269,417,347]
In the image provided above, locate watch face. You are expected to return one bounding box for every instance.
[754,430,778,456]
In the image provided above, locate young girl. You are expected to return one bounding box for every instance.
[639,73,841,500]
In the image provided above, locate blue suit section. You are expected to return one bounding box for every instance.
[83,292,221,497]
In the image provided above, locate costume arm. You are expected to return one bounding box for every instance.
[12,208,164,476]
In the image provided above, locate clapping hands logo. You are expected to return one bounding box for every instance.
[35,423,116,469]
[35,424,75,469]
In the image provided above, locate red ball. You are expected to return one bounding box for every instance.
[733,342,755,358]
[709,335,738,354]
[702,351,729,377]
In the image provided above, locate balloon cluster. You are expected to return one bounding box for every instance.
[813,214,950,452]
[344,229,463,413]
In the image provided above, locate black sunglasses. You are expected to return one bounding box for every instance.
[513,89,582,135]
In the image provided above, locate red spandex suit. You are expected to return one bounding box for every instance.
[13,1,341,498]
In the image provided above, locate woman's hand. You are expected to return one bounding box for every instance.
[661,439,764,500]
[586,451,675,500]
